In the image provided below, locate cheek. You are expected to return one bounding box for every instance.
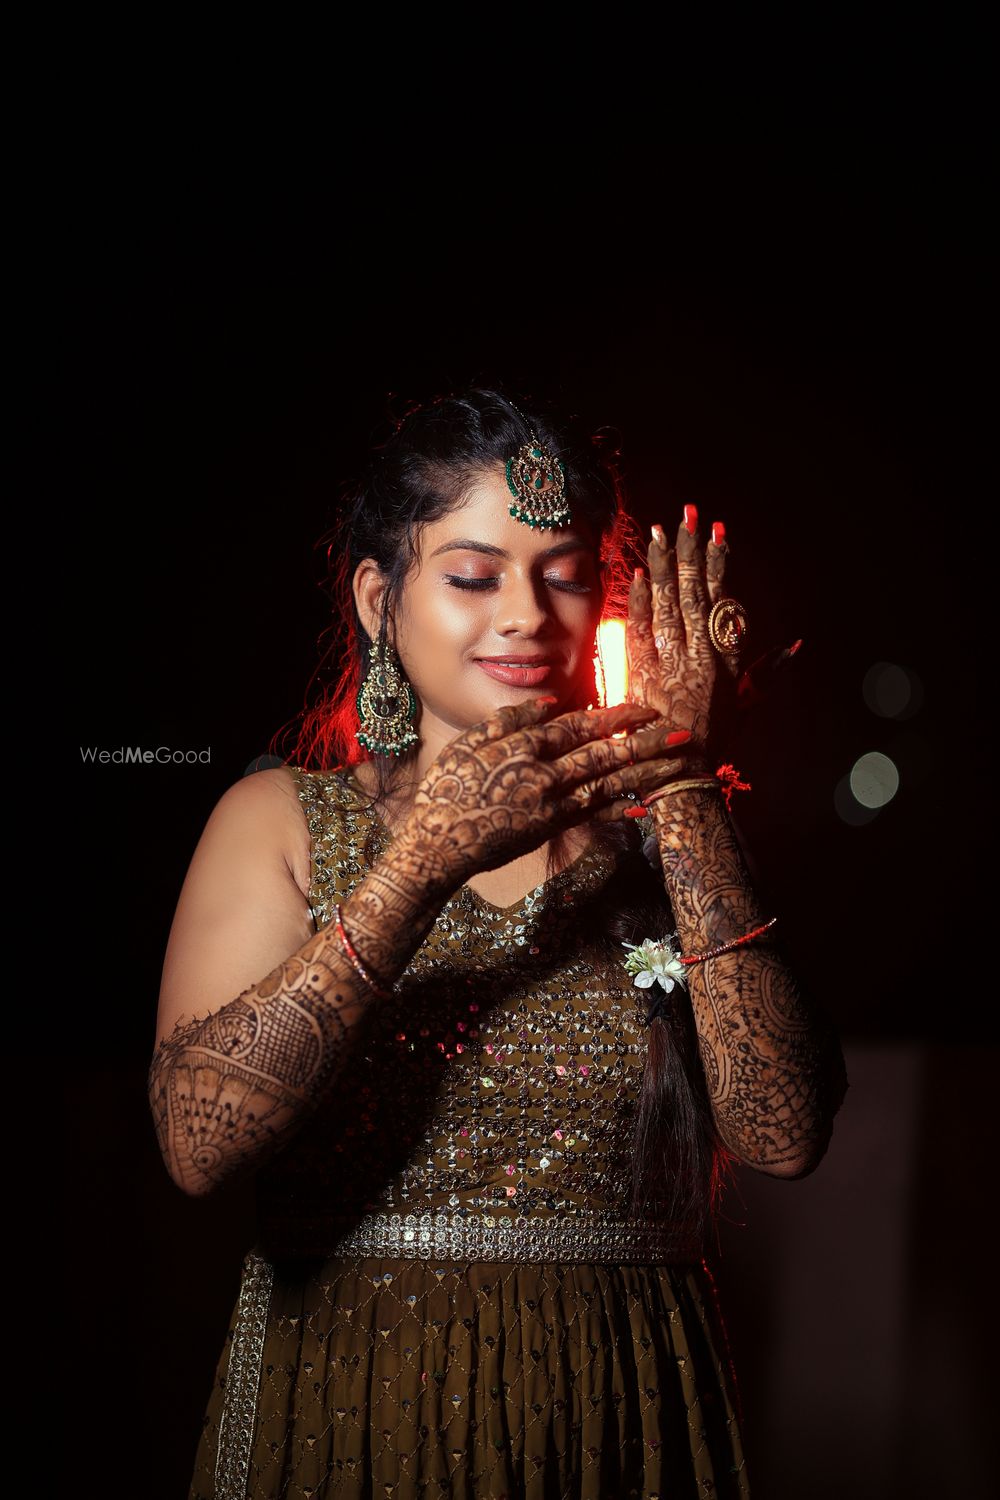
[395,582,486,667]
[560,596,603,652]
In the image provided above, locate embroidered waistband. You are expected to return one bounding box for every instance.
[258,1208,702,1264]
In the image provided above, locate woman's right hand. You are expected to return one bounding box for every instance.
[394,696,691,895]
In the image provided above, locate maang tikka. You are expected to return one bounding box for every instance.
[503,400,572,530]
[355,634,419,756]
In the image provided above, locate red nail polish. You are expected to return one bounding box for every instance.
[665,730,692,746]
[623,805,649,818]
[787,638,803,657]
[633,567,644,583]
[712,521,726,546]
[684,504,698,536]
[537,695,559,705]
[651,524,666,548]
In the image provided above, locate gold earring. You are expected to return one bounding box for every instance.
[355,637,419,756]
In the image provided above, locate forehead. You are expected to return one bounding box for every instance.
[416,466,599,561]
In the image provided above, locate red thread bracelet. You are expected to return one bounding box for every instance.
[642,762,752,811]
[680,917,777,965]
[715,762,752,810]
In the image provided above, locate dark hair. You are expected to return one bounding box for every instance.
[274,384,732,1241]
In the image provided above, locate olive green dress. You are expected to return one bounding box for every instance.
[187,766,749,1499]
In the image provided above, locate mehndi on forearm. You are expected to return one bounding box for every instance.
[650,784,846,1175]
[147,842,454,1198]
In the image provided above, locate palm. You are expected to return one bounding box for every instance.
[625,511,742,760]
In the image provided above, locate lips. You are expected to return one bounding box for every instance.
[475,657,556,688]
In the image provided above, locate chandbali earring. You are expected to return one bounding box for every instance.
[355,635,419,756]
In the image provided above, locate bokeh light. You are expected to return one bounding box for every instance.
[834,775,880,826]
[862,661,924,719]
[849,752,900,808]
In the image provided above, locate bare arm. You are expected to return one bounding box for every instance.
[148,770,458,1198]
[649,778,847,1177]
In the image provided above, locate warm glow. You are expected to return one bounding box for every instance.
[594,617,629,707]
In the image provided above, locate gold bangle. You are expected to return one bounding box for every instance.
[642,778,719,808]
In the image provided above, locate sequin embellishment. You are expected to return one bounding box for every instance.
[251,767,703,1266]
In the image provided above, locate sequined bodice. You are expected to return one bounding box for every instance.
[252,766,699,1263]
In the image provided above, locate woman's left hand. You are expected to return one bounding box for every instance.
[625,505,740,763]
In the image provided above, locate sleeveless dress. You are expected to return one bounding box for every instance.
[187,766,750,1499]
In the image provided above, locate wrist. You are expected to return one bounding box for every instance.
[647,776,730,832]
[371,825,464,912]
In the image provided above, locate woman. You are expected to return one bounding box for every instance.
[149,387,846,1498]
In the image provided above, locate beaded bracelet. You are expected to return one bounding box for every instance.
[680,917,778,965]
[332,903,394,1000]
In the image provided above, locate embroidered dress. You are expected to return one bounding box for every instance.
[187,766,749,1499]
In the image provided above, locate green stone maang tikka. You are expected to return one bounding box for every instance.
[505,436,571,530]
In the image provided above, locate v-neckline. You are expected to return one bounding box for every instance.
[341,766,609,920]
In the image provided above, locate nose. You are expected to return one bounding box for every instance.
[494,572,550,636]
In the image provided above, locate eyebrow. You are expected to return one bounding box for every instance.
[429,538,591,561]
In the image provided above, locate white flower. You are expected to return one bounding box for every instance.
[621,935,688,993]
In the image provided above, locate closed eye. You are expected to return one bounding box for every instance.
[443,575,592,594]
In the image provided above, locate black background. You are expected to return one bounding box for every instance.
[57,115,993,1498]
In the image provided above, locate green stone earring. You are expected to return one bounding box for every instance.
[355,637,419,756]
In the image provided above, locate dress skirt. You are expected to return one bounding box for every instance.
[187,1250,749,1500]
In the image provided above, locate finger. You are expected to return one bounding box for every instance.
[706,520,729,605]
[626,567,659,686]
[648,523,685,650]
[568,753,690,813]
[549,722,691,787]
[737,639,803,710]
[592,797,651,824]
[462,693,562,750]
[675,504,710,648]
[525,701,661,759]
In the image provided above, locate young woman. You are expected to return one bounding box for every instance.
[149,387,846,1498]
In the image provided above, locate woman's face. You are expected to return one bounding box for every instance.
[387,466,605,742]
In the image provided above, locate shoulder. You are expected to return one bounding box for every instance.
[247,764,374,901]
[204,766,355,904]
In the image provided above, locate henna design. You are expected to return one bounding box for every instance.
[649,786,846,1175]
[399,697,687,890]
[147,861,450,1197]
[626,516,742,759]
[623,513,842,1170]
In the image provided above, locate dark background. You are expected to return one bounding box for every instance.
[59,129,993,1497]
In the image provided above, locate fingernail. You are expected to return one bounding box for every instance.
[684,504,698,536]
[787,638,803,657]
[651,524,666,548]
[633,567,644,584]
[712,521,726,546]
[623,805,649,818]
[537,695,558,705]
[664,730,692,746]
